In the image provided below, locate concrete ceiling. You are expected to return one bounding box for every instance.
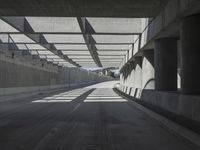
[0,17,145,68]
[0,0,169,17]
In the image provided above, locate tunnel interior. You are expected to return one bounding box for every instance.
[0,0,200,150]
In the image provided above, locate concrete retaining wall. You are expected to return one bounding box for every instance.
[115,84,200,133]
[141,90,200,122]
[117,84,200,122]
[0,52,109,96]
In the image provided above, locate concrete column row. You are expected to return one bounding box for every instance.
[181,14,200,94]
[121,14,200,95]
[120,53,154,90]
[154,38,177,91]
[154,14,200,94]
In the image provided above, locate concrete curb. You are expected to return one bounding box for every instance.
[113,88,200,149]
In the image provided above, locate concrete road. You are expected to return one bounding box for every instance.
[0,81,197,150]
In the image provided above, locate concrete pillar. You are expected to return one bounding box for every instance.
[124,67,128,87]
[134,57,142,89]
[126,65,131,94]
[154,38,177,91]
[142,50,155,89]
[129,62,135,96]
[181,14,200,94]
[129,62,135,87]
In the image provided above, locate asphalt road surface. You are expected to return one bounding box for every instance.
[0,81,198,150]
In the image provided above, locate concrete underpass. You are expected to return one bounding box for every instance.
[0,81,197,150]
[0,0,200,149]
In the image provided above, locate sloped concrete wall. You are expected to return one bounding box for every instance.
[0,52,109,96]
[142,55,155,89]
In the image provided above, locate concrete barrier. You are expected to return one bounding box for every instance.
[0,52,109,96]
[115,84,200,134]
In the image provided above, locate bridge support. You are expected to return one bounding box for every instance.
[154,38,177,91]
[181,14,200,94]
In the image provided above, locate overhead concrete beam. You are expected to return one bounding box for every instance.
[0,32,140,35]
[141,0,200,51]
[0,41,134,45]
[0,0,169,17]
[121,0,200,71]
[1,17,80,67]
[77,17,102,67]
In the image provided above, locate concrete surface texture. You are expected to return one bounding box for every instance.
[0,81,198,150]
[154,38,177,91]
[0,0,169,17]
[133,63,142,89]
[119,0,200,133]
[140,90,200,123]
[181,14,200,94]
[142,52,154,89]
[0,52,109,96]
[1,0,200,148]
